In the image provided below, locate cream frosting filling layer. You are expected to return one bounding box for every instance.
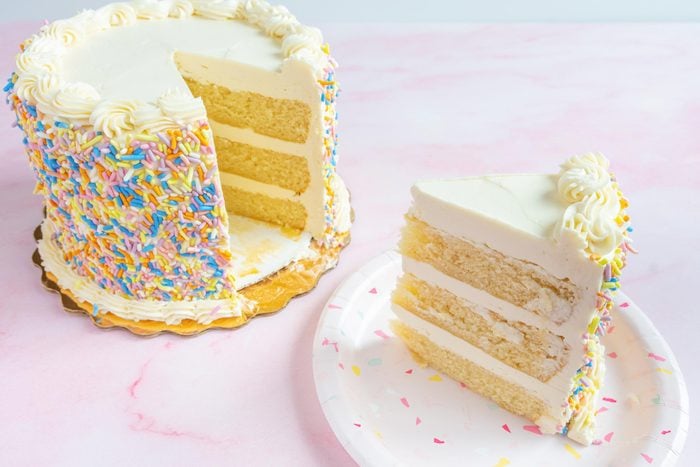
[392,304,567,428]
[219,171,296,199]
[403,256,585,336]
[38,219,252,325]
[210,120,308,158]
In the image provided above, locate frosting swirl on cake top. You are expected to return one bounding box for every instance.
[13,0,330,137]
[555,153,629,263]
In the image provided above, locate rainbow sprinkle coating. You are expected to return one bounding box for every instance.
[5,38,345,304]
[561,174,634,436]
[6,73,237,302]
[319,46,343,246]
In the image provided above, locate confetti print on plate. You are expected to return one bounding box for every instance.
[312,251,689,467]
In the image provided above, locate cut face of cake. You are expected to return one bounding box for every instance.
[6,1,351,332]
[391,154,633,445]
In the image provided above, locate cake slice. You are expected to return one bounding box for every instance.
[391,154,633,445]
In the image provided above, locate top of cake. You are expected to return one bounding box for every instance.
[13,0,330,138]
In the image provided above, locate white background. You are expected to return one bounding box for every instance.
[2,0,700,22]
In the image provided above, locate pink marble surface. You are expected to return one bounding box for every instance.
[1,21,698,466]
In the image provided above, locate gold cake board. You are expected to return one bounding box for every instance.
[32,225,350,337]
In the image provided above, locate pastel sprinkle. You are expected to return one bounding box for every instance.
[338,363,344,369]
[648,352,666,362]
[523,425,542,435]
[400,397,410,408]
[459,382,468,389]
[351,365,361,376]
[619,302,630,308]
[564,443,582,460]
[428,374,443,382]
[368,357,382,366]
[602,397,617,403]
[502,423,511,433]
[405,369,414,375]
[592,439,603,445]
[327,303,342,309]
[656,367,673,375]
[368,287,378,294]
[353,423,361,428]
[608,352,618,358]
[661,430,672,435]
[374,431,383,439]
[321,338,339,353]
[596,407,609,415]
[415,417,422,426]
[494,458,510,467]
[433,437,445,444]
[374,329,390,339]
[604,431,614,442]
[641,453,653,463]
[652,394,662,405]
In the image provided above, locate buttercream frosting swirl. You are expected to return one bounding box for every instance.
[15,37,62,75]
[191,0,241,19]
[158,88,207,123]
[261,5,299,38]
[168,0,195,18]
[71,9,109,34]
[555,153,624,261]
[40,19,85,47]
[132,104,179,133]
[133,0,172,19]
[242,0,273,27]
[38,82,100,124]
[281,25,323,56]
[96,3,138,27]
[31,73,66,113]
[557,152,611,203]
[90,99,140,138]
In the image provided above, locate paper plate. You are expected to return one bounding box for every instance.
[312,251,689,466]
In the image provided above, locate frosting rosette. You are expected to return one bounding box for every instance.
[191,0,241,19]
[90,99,141,138]
[158,88,207,123]
[555,153,626,262]
[96,3,138,27]
[169,0,195,18]
[557,152,611,203]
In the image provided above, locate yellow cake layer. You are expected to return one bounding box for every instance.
[391,320,550,423]
[214,136,310,193]
[400,216,578,325]
[222,185,307,230]
[393,273,569,382]
[185,78,311,143]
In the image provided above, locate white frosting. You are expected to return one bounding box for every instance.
[38,81,101,124]
[555,153,625,262]
[89,99,141,138]
[191,0,241,19]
